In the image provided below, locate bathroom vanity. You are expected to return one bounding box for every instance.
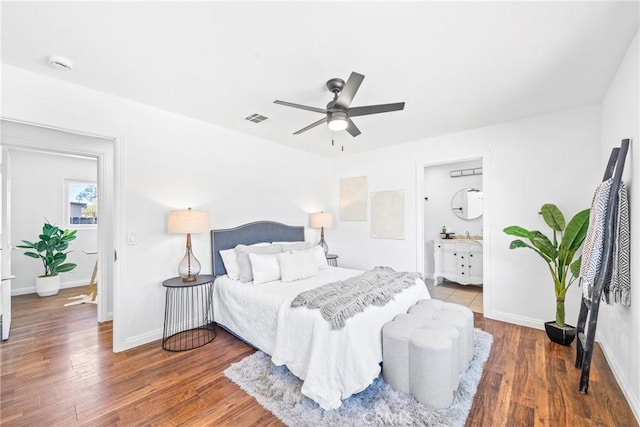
[433,240,483,285]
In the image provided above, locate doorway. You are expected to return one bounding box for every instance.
[0,118,119,345]
[11,150,98,301]
[418,157,485,314]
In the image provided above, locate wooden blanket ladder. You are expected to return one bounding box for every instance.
[575,138,630,394]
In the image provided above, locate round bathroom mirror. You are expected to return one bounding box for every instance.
[451,188,483,220]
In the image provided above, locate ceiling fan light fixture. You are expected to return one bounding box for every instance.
[328,111,348,131]
[274,71,404,138]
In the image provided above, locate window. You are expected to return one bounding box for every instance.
[66,180,97,227]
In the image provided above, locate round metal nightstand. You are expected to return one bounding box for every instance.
[326,253,339,267]
[162,274,216,351]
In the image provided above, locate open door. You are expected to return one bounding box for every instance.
[1,147,13,340]
[1,119,120,348]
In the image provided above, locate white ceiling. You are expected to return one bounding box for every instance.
[2,1,638,157]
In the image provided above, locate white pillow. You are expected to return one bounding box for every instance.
[310,245,330,270]
[274,241,312,251]
[278,250,319,282]
[249,252,282,285]
[220,248,240,280]
[293,245,329,270]
[236,244,283,283]
[219,242,272,280]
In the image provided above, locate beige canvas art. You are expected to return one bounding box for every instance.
[339,176,368,221]
[371,189,405,239]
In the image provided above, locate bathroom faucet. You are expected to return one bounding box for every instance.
[465,231,470,239]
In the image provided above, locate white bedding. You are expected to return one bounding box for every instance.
[213,266,430,410]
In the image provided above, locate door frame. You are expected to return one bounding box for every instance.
[1,116,124,350]
[1,147,13,339]
[415,151,491,315]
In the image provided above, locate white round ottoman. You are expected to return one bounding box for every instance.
[381,299,476,409]
[415,320,460,388]
[382,317,424,393]
[433,309,470,374]
[409,328,455,409]
[408,299,445,318]
[442,302,474,363]
[409,301,471,374]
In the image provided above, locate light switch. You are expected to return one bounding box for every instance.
[127,232,137,245]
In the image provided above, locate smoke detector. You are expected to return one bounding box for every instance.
[48,55,73,71]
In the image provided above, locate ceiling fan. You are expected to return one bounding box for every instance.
[274,72,405,137]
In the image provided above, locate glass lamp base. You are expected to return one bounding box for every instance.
[319,238,329,255]
[178,245,201,282]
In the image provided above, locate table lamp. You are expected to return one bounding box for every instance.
[310,211,334,254]
[168,207,210,281]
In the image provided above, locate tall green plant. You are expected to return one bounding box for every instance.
[17,222,78,277]
[503,204,590,327]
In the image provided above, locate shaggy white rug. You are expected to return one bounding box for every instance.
[225,328,493,426]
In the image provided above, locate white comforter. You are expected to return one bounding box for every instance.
[213,267,430,410]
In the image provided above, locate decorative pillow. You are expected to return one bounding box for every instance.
[236,244,283,283]
[309,244,330,270]
[219,242,272,280]
[249,252,282,285]
[220,248,240,280]
[278,250,319,282]
[274,241,312,251]
[293,245,329,270]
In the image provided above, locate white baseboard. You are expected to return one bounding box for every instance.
[11,278,90,296]
[597,337,640,424]
[11,286,35,296]
[123,328,163,351]
[483,309,545,331]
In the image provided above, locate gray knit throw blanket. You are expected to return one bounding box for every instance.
[290,266,420,329]
[580,178,631,306]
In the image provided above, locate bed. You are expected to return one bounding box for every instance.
[211,221,430,410]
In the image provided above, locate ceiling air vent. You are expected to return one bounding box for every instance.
[245,113,269,124]
[48,55,73,71]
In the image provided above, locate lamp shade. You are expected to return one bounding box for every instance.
[310,212,334,228]
[168,208,210,234]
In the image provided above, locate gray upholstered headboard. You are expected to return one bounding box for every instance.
[210,221,305,277]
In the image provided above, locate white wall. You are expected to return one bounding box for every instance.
[330,105,600,330]
[423,159,482,277]
[1,65,331,350]
[9,149,97,294]
[598,31,639,422]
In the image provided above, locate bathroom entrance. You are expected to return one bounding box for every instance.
[423,158,484,313]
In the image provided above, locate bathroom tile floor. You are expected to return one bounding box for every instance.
[426,279,483,313]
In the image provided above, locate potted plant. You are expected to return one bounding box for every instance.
[503,204,589,345]
[17,221,78,297]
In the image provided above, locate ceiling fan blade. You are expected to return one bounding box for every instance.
[335,72,365,109]
[293,117,327,135]
[274,100,326,114]
[348,102,405,117]
[345,119,361,137]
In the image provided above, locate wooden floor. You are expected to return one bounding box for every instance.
[1,287,637,426]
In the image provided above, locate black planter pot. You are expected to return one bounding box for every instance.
[544,321,577,346]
